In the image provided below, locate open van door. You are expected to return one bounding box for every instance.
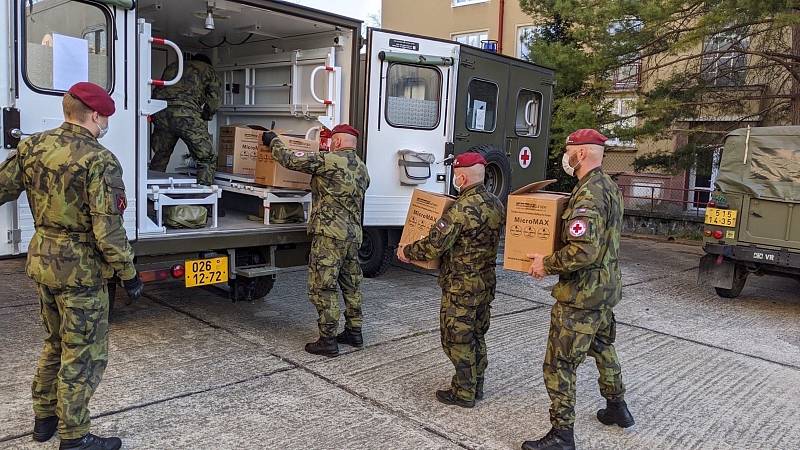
[362,29,459,227]
[3,1,135,256]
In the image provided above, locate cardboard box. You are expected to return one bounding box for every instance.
[503,180,570,273]
[399,189,456,270]
[255,135,316,189]
[216,125,261,177]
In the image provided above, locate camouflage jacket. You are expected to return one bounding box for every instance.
[153,60,221,116]
[405,184,505,301]
[0,123,136,288]
[544,168,623,310]
[271,141,370,243]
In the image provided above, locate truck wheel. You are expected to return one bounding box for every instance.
[715,264,748,298]
[231,276,275,301]
[470,144,512,203]
[359,227,391,278]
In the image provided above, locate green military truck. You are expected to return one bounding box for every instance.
[699,126,800,298]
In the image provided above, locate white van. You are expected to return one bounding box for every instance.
[0,0,554,302]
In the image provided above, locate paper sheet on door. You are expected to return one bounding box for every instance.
[473,100,487,130]
[53,34,89,91]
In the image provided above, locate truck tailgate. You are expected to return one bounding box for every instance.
[740,197,800,249]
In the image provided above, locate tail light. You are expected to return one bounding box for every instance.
[140,269,170,283]
[704,230,712,237]
[171,264,185,279]
[712,230,724,240]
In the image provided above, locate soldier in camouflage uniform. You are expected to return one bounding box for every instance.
[0,82,142,450]
[150,54,221,185]
[522,129,634,450]
[398,152,505,408]
[263,124,370,357]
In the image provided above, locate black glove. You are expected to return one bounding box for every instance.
[122,273,144,304]
[261,131,278,146]
[201,105,214,121]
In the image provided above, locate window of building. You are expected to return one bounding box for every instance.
[83,25,107,56]
[466,79,498,133]
[385,64,442,130]
[452,31,489,48]
[452,0,490,6]
[701,31,748,87]
[24,1,112,92]
[515,90,543,137]
[517,25,541,60]
[610,61,641,91]
[606,97,636,147]
[607,18,642,90]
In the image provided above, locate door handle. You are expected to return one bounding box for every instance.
[9,128,30,139]
[751,211,762,218]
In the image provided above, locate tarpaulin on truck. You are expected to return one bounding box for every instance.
[717,126,800,201]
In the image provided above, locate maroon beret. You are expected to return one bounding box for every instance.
[331,123,360,138]
[453,152,487,168]
[67,82,115,116]
[566,129,608,146]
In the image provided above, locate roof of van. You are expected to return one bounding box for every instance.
[718,126,800,201]
[257,0,364,29]
[726,126,800,137]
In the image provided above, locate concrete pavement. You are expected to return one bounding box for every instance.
[1,237,798,449]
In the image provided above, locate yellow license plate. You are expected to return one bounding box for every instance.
[185,256,228,287]
[705,208,738,227]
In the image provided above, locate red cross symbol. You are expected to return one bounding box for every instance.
[570,220,587,237]
[519,147,531,168]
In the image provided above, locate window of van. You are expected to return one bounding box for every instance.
[385,64,442,130]
[24,1,112,92]
[466,79,498,132]
[515,90,543,137]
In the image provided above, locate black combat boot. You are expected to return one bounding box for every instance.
[521,427,576,450]
[435,389,475,408]
[59,433,122,450]
[336,327,363,347]
[597,399,635,428]
[304,336,339,357]
[32,416,58,442]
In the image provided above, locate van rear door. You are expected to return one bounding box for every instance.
[740,197,800,250]
[362,29,459,227]
[5,0,135,256]
[505,64,554,187]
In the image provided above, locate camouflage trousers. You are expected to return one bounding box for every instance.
[544,302,625,429]
[440,291,492,402]
[32,283,110,439]
[308,235,363,338]
[150,108,215,185]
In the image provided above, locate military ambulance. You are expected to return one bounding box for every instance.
[699,126,800,298]
[0,0,554,302]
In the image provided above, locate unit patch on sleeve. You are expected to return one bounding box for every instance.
[116,193,127,214]
[568,219,588,238]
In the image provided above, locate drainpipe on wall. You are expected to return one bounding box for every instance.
[497,0,505,54]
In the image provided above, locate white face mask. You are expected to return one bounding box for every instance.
[562,152,577,177]
[94,117,109,139]
[453,174,464,193]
